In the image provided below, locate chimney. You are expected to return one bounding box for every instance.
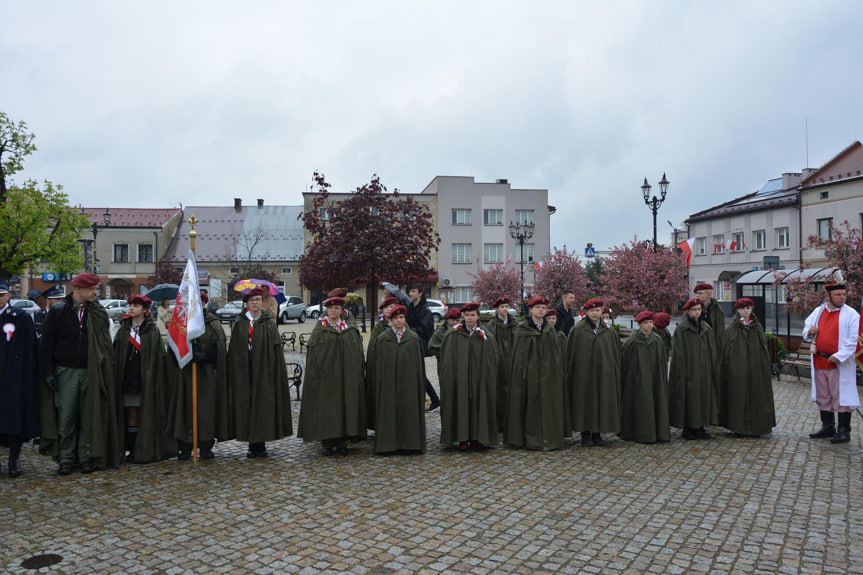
[257,199,264,208]
[234,198,242,211]
[496,179,509,184]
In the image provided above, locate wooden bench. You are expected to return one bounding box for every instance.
[280,331,296,352]
[778,341,813,378]
[299,333,309,353]
[285,362,303,401]
[616,326,634,341]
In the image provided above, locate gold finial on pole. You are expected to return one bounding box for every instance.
[188,215,198,256]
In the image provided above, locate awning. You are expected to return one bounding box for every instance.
[718,270,742,281]
[732,267,836,285]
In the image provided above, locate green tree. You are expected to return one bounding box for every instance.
[0,113,88,281]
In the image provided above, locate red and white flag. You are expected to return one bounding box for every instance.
[725,239,737,251]
[678,238,695,265]
[506,252,512,264]
[168,250,206,368]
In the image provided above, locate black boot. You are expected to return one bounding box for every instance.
[809,411,835,439]
[8,441,22,478]
[831,412,852,444]
[425,378,440,411]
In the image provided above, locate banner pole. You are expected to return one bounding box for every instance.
[189,215,199,466]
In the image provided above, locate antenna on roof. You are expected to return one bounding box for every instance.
[805,117,809,169]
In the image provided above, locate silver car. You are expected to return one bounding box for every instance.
[278,296,307,324]
[99,299,129,322]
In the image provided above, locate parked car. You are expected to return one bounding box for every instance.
[9,299,40,316]
[215,300,244,324]
[306,304,324,320]
[99,299,129,322]
[427,299,447,323]
[278,296,307,324]
[479,303,519,320]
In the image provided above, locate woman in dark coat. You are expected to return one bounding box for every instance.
[620,311,670,443]
[719,298,776,437]
[298,297,367,455]
[668,298,718,440]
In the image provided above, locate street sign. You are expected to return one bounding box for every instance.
[585,243,596,258]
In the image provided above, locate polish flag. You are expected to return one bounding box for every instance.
[506,252,512,264]
[168,250,206,368]
[725,239,737,251]
[678,238,695,265]
[534,261,544,270]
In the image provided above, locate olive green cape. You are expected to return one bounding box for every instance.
[719,313,776,436]
[504,319,570,451]
[298,320,367,442]
[438,324,499,446]
[366,327,426,453]
[228,309,293,443]
[620,329,670,443]
[113,315,175,463]
[567,318,621,434]
[655,327,672,355]
[167,312,233,446]
[485,314,516,431]
[668,316,718,429]
[39,300,123,469]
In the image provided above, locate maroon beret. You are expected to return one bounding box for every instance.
[324,296,346,308]
[583,298,603,310]
[243,287,266,302]
[682,298,702,311]
[602,307,612,315]
[379,296,399,310]
[694,283,713,293]
[127,294,152,308]
[200,291,209,304]
[652,312,671,328]
[327,287,348,298]
[461,302,480,313]
[492,297,510,308]
[734,297,754,309]
[528,296,548,308]
[70,273,100,288]
[634,310,654,323]
[388,305,407,319]
[444,308,462,320]
[544,308,558,317]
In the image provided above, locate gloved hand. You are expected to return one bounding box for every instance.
[44,374,58,392]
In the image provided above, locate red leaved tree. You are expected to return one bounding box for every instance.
[299,172,440,318]
[599,239,689,314]
[469,262,522,309]
[532,245,590,307]
[777,220,862,314]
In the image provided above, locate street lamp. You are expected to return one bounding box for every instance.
[508,219,535,314]
[642,173,669,253]
[80,207,112,273]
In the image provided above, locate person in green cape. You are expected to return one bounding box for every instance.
[668,298,718,440]
[719,298,776,437]
[366,296,399,430]
[567,298,621,447]
[619,311,670,444]
[228,287,293,458]
[484,296,515,433]
[652,312,672,354]
[429,307,462,375]
[298,296,367,456]
[504,296,570,451]
[366,305,426,454]
[168,292,232,461]
[113,295,174,463]
[439,302,498,450]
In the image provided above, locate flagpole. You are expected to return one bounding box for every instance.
[189,215,199,466]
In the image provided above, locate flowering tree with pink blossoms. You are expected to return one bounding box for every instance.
[469,262,523,309]
[532,245,590,307]
[776,220,862,314]
[599,239,689,313]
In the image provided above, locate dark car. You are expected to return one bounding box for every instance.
[215,300,244,324]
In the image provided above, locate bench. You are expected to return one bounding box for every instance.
[280,331,296,352]
[616,326,634,341]
[299,333,309,353]
[285,362,303,401]
[778,341,813,379]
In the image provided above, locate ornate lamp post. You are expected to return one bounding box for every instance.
[508,219,535,314]
[81,207,112,273]
[641,173,669,253]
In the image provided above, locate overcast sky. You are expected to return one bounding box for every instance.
[3,1,863,254]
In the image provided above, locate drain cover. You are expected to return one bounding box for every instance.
[21,554,63,569]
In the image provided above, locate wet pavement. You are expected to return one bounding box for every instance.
[2,344,862,574]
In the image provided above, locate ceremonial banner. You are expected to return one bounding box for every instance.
[678,238,695,265]
[168,250,206,368]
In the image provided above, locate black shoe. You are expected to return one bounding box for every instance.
[8,444,22,478]
[831,429,851,444]
[591,433,607,446]
[177,450,191,461]
[321,447,335,456]
[809,425,835,439]
[580,432,594,447]
[426,400,440,412]
[80,461,95,474]
[200,448,215,460]
[698,428,712,440]
[125,452,135,463]
[335,446,348,456]
[58,463,72,476]
[681,428,698,440]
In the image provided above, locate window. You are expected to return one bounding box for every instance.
[753,230,766,250]
[820,191,829,199]
[137,244,153,263]
[713,235,725,254]
[514,209,534,226]
[483,209,503,226]
[775,227,790,249]
[230,267,240,274]
[451,208,472,225]
[696,237,707,256]
[817,218,833,241]
[452,243,472,264]
[483,243,503,264]
[732,232,745,252]
[113,243,129,263]
[319,207,329,220]
[281,267,293,274]
[454,287,473,303]
[516,243,535,263]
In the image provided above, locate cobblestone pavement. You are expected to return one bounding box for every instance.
[2,349,862,574]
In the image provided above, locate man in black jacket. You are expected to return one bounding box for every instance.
[554,289,577,336]
[407,285,440,411]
